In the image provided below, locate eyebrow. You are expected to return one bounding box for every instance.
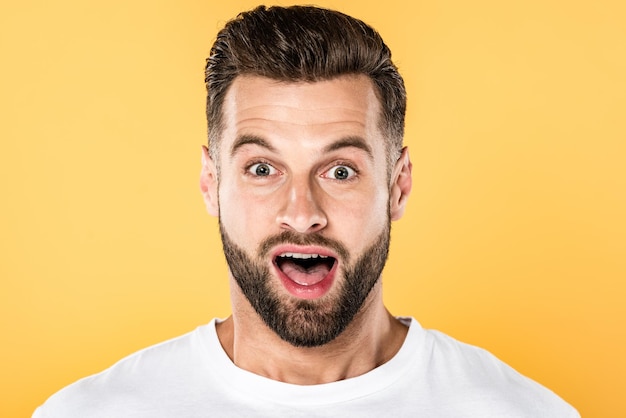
[323,136,373,160]
[230,134,277,157]
[229,134,373,159]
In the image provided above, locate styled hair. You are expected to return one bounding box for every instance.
[205,5,406,169]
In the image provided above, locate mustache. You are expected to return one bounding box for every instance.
[258,230,350,262]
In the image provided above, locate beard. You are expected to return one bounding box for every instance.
[219,222,391,348]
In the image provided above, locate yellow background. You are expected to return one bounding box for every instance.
[1,0,624,416]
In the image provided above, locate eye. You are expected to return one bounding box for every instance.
[247,162,278,177]
[323,165,357,181]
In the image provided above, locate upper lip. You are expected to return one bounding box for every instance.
[277,252,329,259]
[271,245,338,261]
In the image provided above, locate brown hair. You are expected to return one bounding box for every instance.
[205,5,406,170]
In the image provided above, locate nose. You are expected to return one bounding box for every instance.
[276,176,327,234]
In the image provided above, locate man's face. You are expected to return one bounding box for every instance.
[204,75,400,347]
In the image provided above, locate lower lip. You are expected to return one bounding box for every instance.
[273,262,337,300]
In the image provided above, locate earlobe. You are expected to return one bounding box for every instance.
[390,147,412,221]
[200,146,219,217]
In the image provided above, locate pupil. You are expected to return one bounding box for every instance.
[334,166,349,179]
[256,164,270,176]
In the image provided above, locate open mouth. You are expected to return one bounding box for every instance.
[274,252,337,287]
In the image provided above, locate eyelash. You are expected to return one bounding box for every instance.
[244,160,280,177]
[243,160,359,182]
[322,161,359,182]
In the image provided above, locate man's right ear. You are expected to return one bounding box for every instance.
[200,146,219,217]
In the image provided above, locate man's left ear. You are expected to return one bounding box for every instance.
[389,147,412,221]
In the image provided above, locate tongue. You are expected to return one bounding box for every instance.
[280,260,330,286]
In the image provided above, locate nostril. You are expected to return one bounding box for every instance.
[279,221,325,234]
[276,188,328,233]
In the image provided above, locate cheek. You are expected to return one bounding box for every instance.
[218,184,280,244]
[331,190,389,234]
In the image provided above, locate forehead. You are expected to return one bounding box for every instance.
[220,75,383,152]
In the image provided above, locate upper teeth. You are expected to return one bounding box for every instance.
[279,252,328,259]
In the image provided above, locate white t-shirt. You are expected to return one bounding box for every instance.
[34,318,579,417]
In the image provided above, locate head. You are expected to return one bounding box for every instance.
[201,6,412,348]
[205,5,406,175]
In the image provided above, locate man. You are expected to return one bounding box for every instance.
[34,5,578,417]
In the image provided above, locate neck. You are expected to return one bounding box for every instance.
[216,281,408,385]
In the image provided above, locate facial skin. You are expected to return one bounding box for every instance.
[201,74,412,353]
[219,221,390,347]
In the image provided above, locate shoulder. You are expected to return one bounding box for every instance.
[33,322,217,418]
[409,320,579,417]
